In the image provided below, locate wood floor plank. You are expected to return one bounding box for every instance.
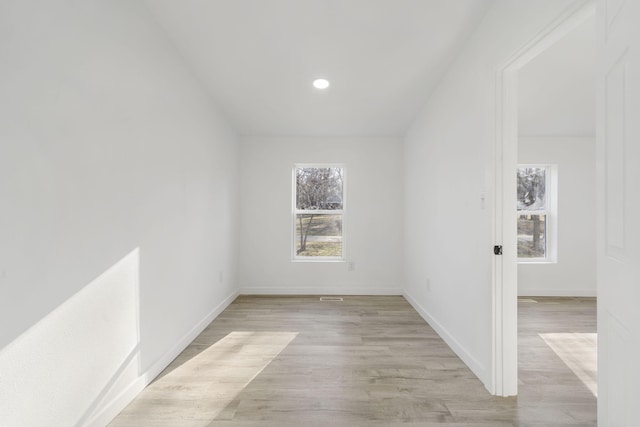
[109,295,596,426]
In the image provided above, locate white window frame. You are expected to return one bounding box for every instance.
[517,164,558,264]
[292,163,346,262]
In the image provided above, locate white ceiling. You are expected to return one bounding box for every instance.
[518,16,596,137]
[145,0,494,136]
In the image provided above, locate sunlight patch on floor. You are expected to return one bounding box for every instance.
[540,332,597,396]
[117,331,298,424]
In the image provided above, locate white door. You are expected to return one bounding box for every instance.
[596,0,640,425]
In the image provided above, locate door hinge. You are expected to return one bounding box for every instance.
[494,245,503,255]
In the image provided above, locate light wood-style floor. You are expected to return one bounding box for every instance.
[109,296,596,426]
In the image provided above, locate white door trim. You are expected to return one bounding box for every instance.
[492,0,595,396]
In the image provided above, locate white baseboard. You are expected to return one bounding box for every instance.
[402,289,489,388]
[84,289,239,427]
[239,286,402,296]
[141,289,240,383]
[83,375,147,427]
[519,289,597,297]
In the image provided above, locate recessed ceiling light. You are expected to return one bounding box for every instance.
[313,78,330,89]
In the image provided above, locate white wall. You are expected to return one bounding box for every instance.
[517,16,596,137]
[238,136,403,295]
[0,1,239,426]
[518,138,596,296]
[403,0,581,390]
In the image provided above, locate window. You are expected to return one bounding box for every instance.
[517,165,557,262]
[293,165,345,260]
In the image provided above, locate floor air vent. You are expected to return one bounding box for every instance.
[320,296,344,302]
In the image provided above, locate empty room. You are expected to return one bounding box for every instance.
[1,1,638,426]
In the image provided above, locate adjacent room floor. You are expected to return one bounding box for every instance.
[109,296,597,426]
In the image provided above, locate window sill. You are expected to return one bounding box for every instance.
[518,259,557,265]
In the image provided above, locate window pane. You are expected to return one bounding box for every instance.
[296,167,343,210]
[518,214,546,258]
[517,167,546,210]
[295,214,342,257]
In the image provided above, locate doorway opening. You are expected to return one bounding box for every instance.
[516,12,597,404]
[492,1,596,397]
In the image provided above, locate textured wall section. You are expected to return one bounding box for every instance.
[0,1,239,424]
